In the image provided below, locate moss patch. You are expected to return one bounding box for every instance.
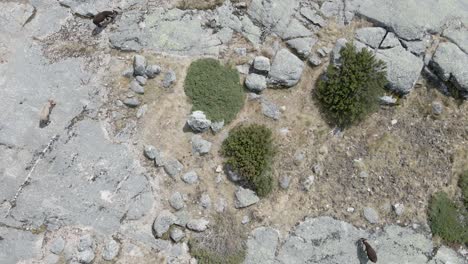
[185,58,245,123]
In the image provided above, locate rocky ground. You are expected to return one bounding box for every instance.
[0,0,467,263]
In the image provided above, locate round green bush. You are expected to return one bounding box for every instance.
[185,58,245,123]
[221,124,275,197]
[316,43,388,127]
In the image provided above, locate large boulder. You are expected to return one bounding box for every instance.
[153,210,177,238]
[244,227,280,264]
[355,27,387,48]
[187,111,212,133]
[442,26,468,54]
[267,49,305,87]
[191,135,212,155]
[286,37,318,58]
[429,42,468,99]
[245,73,267,93]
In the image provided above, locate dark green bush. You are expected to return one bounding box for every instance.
[316,43,387,127]
[221,124,275,197]
[459,171,468,210]
[428,192,468,244]
[185,58,245,123]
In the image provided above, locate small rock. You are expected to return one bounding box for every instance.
[130,80,144,94]
[279,176,291,189]
[253,56,271,72]
[154,151,166,167]
[164,159,184,178]
[236,64,250,75]
[242,215,250,224]
[77,249,95,264]
[187,111,212,133]
[432,101,443,115]
[391,119,398,125]
[187,218,209,232]
[136,75,147,86]
[355,27,387,48]
[170,192,185,211]
[78,234,94,252]
[286,37,317,58]
[210,120,224,133]
[267,49,305,87]
[200,193,211,209]
[235,47,247,56]
[170,228,185,242]
[144,145,158,160]
[215,198,227,213]
[312,164,322,176]
[248,93,262,101]
[235,187,260,208]
[191,135,212,155]
[245,73,267,93]
[102,239,120,261]
[359,171,369,178]
[174,210,190,227]
[123,98,140,108]
[363,207,379,224]
[122,68,134,78]
[215,165,223,173]
[145,65,161,79]
[347,207,355,213]
[308,53,322,66]
[136,104,148,119]
[49,237,65,255]
[133,55,147,76]
[226,165,241,182]
[162,70,176,88]
[393,203,405,216]
[330,38,348,64]
[302,175,315,191]
[261,99,281,120]
[181,171,198,184]
[380,95,398,105]
[293,152,305,166]
[153,210,177,238]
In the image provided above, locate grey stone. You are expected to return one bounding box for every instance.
[78,234,94,252]
[375,45,424,94]
[136,76,147,86]
[144,145,158,160]
[244,227,279,264]
[126,191,154,221]
[162,70,176,88]
[136,104,148,119]
[331,38,348,65]
[432,101,443,115]
[187,111,212,133]
[235,47,247,56]
[242,215,250,224]
[248,0,299,38]
[261,99,281,120]
[393,203,405,216]
[429,246,467,264]
[210,120,224,133]
[402,36,431,56]
[154,150,166,167]
[215,198,228,213]
[253,56,271,72]
[380,95,398,105]
[308,54,322,66]
[102,239,120,261]
[279,176,290,189]
[235,187,260,208]
[286,37,318,58]
[302,175,315,191]
[49,237,65,254]
[0,227,43,264]
[429,42,468,98]
[380,32,401,48]
[237,64,250,75]
[355,27,387,48]
[200,193,211,209]
[443,25,468,54]
[363,207,379,224]
[353,0,468,40]
[145,65,161,79]
[248,93,263,101]
[240,16,263,46]
[226,165,242,182]
[174,210,190,227]
[170,228,185,242]
[300,7,327,27]
[153,210,177,238]
[181,171,199,184]
[77,249,95,264]
[170,192,185,211]
[191,135,212,155]
[278,18,313,40]
[133,55,147,76]
[268,49,305,87]
[164,159,184,178]
[122,68,134,78]
[186,218,209,232]
[245,73,267,93]
[123,98,141,108]
[130,80,145,94]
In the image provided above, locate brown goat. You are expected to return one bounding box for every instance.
[360,238,378,263]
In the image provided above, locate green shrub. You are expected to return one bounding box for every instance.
[185,58,245,123]
[428,192,468,244]
[316,43,387,127]
[221,124,275,197]
[459,171,468,210]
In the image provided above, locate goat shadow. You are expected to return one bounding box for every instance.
[356,239,369,264]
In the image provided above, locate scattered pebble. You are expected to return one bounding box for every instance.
[393,203,405,216]
[432,101,443,115]
[49,237,65,255]
[279,176,291,189]
[347,207,355,213]
[187,218,209,232]
[182,171,199,184]
[242,215,250,225]
[102,239,120,261]
[363,207,379,224]
[200,193,211,209]
[170,227,185,242]
[170,192,185,211]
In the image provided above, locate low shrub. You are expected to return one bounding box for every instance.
[459,171,468,210]
[316,43,387,127]
[184,59,244,124]
[428,192,467,244]
[221,124,275,197]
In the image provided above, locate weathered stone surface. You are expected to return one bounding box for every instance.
[300,7,327,27]
[123,98,141,107]
[393,203,405,216]
[162,70,176,88]
[145,65,161,79]
[181,171,199,185]
[244,227,279,264]
[363,207,379,224]
[331,38,348,65]
[429,42,468,98]
[210,120,224,133]
[235,187,260,208]
[380,95,398,105]
[187,111,212,133]
[267,49,304,87]
[253,56,270,72]
[144,145,158,160]
[122,68,134,78]
[170,227,185,242]
[136,76,147,86]
[130,80,144,94]
[191,135,212,155]
[49,237,65,255]
[164,159,184,178]
[200,193,211,209]
[245,73,267,93]
[78,234,94,252]
[77,249,95,264]
[286,37,318,58]
[308,54,322,66]
[375,45,424,94]
[133,55,147,76]
[174,210,190,227]
[380,32,401,48]
[355,27,387,48]
[261,98,281,120]
[443,25,468,54]
[186,218,209,232]
[248,0,299,37]
[170,192,185,211]
[102,239,120,261]
[153,210,177,238]
[278,19,313,40]
[279,176,291,189]
[401,35,431,56]
[353,0,468,40]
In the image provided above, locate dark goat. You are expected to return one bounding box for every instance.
[360,238,378,263]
